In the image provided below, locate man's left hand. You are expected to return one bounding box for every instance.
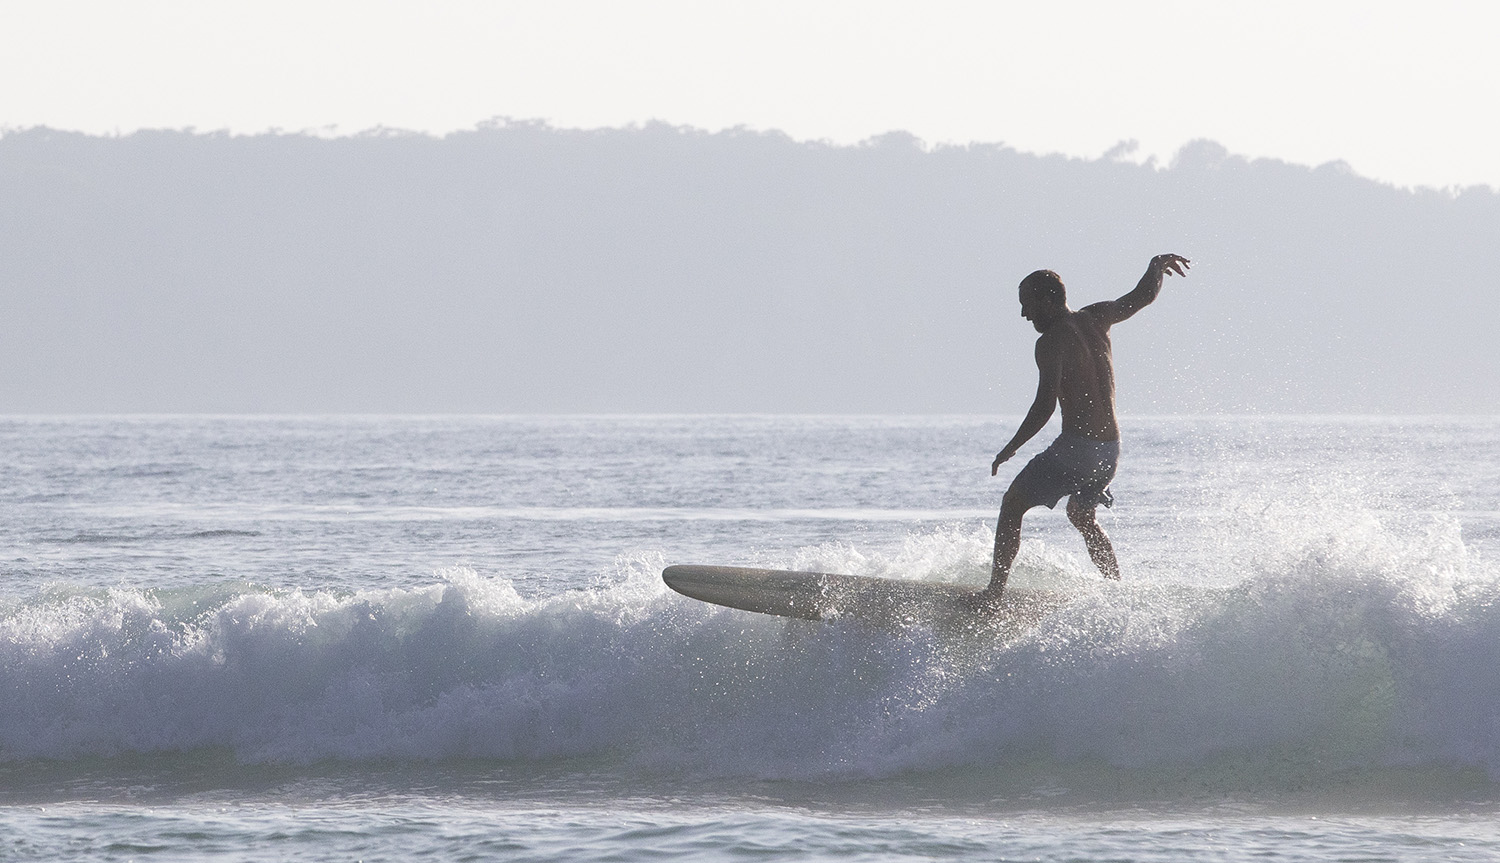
[991,450,1014,475]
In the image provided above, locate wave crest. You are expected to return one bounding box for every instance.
[2,521,1498,788]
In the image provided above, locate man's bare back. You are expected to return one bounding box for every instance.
[1040,307,1119,442]
[979,254,1190,603]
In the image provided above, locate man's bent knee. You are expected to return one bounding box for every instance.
[1065,498,1098,530]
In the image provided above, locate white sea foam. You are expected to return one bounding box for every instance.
[3,506,1496,791]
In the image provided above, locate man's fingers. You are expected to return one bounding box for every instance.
[991,452,1009,475]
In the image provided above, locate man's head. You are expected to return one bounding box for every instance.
[1017,269,1068,332]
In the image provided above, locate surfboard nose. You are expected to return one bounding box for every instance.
[661,565,691,592]
[662,564,745,598]
[661,564,827,620]
[662,564,729,600]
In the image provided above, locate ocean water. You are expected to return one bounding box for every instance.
[2,414,1499,861]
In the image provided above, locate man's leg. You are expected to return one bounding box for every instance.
[1066,496,1120,580]
[989,488,1033,594]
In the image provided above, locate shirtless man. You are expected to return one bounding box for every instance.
[981,254,1191,603]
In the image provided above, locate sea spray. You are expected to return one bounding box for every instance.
[3,508,1497,792]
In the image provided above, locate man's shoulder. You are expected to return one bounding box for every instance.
[1074,303,1118,330]
[1052,307,1109,331]
[1076,302,1113,319]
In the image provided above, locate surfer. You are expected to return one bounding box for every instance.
[980,254,1191,604]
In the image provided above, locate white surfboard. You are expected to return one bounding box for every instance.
[661,564,1068,629]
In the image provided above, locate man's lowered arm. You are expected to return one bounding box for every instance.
[991,338,1062,475]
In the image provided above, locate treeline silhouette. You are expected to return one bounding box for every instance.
[2,122,1495,412]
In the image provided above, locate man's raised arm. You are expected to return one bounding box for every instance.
[1087,254,1191,326]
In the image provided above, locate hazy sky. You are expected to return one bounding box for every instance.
[3,0,1497,190]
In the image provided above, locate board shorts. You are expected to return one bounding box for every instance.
[1008,432,1119,510]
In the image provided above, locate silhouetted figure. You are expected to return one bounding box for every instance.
[981,254,1191,603]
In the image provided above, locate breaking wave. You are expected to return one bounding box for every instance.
[2,511,1497,794]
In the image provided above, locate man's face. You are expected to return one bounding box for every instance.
[1018,285,1056,333]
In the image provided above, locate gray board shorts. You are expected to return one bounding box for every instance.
[1008,432,1120,510]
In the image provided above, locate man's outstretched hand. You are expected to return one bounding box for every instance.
[1151,254,1191,277]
